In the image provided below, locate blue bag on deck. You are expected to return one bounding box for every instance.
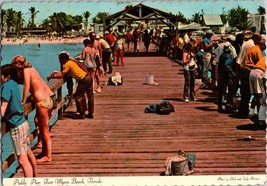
[144,104,158,113]
[144,100,175,114]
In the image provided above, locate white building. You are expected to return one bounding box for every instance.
[247,14,266,34]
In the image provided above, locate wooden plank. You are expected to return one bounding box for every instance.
[12,56,266,178]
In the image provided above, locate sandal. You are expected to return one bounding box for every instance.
[72,114,85,119]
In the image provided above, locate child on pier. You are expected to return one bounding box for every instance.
[1,64,37,177]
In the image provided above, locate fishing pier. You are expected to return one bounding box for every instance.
[2,55,265,180]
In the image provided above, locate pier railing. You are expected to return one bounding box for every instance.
[1,78,70,176]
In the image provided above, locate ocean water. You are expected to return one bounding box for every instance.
[1,42,84,178]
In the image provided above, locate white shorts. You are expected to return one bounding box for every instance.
[10,121,30,156]
[249,69,265,94]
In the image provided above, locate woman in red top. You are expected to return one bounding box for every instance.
[125,30,132,51]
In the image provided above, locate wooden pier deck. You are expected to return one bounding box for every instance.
[13,56,266,178]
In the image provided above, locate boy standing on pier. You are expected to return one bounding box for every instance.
[1,64,37,177]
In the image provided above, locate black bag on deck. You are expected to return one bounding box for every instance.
[156,100,175,115]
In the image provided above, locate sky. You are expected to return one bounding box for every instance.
[1,0,266,24]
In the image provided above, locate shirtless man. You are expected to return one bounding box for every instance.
[11,55,55,163]
[89,32,103,92]
[98,34,112,74]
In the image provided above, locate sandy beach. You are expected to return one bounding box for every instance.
[1,36,84,45]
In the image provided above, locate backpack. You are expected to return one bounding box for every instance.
[156,100,175,115]
[144,100,175,114]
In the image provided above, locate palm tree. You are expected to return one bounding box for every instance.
[49,12,68,36]
[41,18,52,37]
[83,11,91,35]
[176,12,188,24]
[72,15,83,31]
[92,12,110,23]
[15,11,24,37]
[49,13,58,33]
[257,6,266,34]
[257,6,266,15]
[191,13,201,24]
[29,6,39,33]
[5,8,16,38]
[1,9,6,30]
[228,6,251,30]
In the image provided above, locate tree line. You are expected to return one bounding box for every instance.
[1,5,265,38]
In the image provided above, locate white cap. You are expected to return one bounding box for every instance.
[96,35,100,39]
[59,51,70,56]
[206,29,213,34]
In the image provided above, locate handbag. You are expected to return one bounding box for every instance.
[188,58,196,70]
[84,53,96,69]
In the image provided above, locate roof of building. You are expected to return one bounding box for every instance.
[202,14,223,26]
[104,3,178,29]
[178,22,201,30]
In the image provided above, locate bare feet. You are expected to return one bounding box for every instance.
[36,156,52,163]
[188,170,194,175]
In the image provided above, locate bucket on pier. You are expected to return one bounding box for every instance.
[146,74,154,85]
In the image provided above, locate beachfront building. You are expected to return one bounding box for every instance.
[200,14,224,33]
[247,14,266,34]
[93,21,128,35]
[102,3,178,37]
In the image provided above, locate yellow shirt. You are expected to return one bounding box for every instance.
[62,60,87,80]
[177,38,184,49]
[255,56,266,72]
[243,45,263,69]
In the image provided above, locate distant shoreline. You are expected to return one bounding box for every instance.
[1,37,84,45]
